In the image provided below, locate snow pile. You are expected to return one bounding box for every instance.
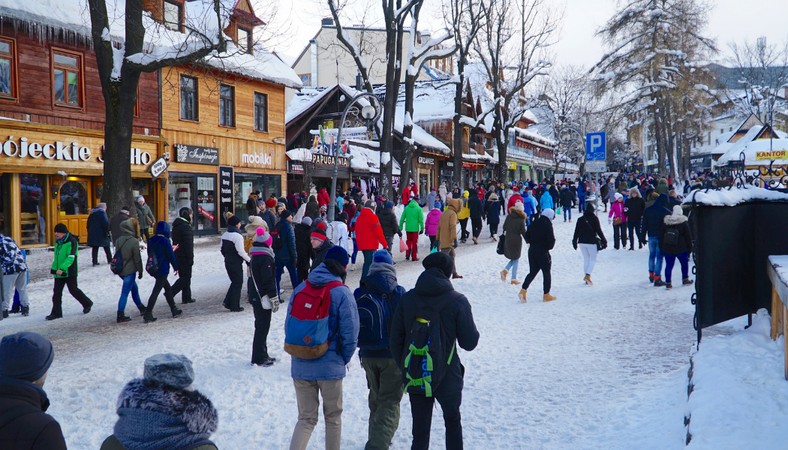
[684,187,788,206]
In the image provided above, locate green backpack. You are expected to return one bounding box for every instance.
[401,299,455,397]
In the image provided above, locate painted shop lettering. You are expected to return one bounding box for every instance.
[241,152,273,165]
[1,136,151,165]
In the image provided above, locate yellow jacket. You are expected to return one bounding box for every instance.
[457,191,471,220]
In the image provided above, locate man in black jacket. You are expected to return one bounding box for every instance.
[293,216,313,283]
[624,188,646,250]
[0,332,67,450]
[171,207,195,304]
[468,193,483,244]
[390,252,479,450]
[377,201,401,254]
[642,194,672,286]
[274,210,299,293]
[519,208,557,302]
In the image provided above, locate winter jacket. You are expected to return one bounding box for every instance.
[116,220,143,278]
[426,191,437,210]
[310,239,334,271]
[468,195,483,219]
[147,222,178,277]
[0,378,67,450]
[389,267,479,391]
[249,242,278,304]
[457,192,470,220]
[260,209,277,232]
[356,207,388,251]
[624,196,646,223]
[294,222,312,267]
[87,207,111,247]
[100,379,218,450]
[485,199,501,225]
[659,208,693,255]
[355,261,406,358]
[134,203,155,229]
[502,209,528,260]
[0,234,27,275]
[221,225,250,265]
[275,220,297,263]
[317,188,330,207]
[399,200,425,233]
[559,188,574,208]
[539,190,554,211]
[436,199,460,249]
[525,215,555,253]
[51,232,79,278]
[378,206,401,238]
[329,221,350,253]
[289,263,359,380]
[608,200,627,223]
[573,210,607,247]
[549,186,560,206]
[246,195,259,217]
[343,202,357,221]
[600,183,610,202]
[110,212,132,245]
[425,209,441,236]
[523,194,537,216]
[305,197,320,220]
[643,194,671,237]
[171,216,194,266]
[401,186,411,205]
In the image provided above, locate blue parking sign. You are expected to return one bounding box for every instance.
[585,132,606,161]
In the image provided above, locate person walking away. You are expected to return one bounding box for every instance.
[115,218,146,322]
[46,223,93,320]
[377,201,401,255]
[171,207,196,304]
[399,197,425,260]
[100,354,218,450]
[426,188,437,211]
[248,228,280,366]
[577,179,587,214]
[608,193,628,249]
[0,332,67,449]
[134,196,155,243]
[389,252,479,450]
[355,201,388,279]
[523,189,538,227]
[572,205,607,285]
[468,191,483,244]
[436,198,463,279]
[485,192,501,240]
[659,205,693,289]
[305,195,320,221]
[354,250,406,450]
[87,202,112,266]
[539,185,554,214]
[294,216,313,282]
[501,201,528,285]
[110,206,132,247]
[519,208,557,302]
[559,185,574,222]
[246,191,260,218]
[287,247,359,450]
[457,191,470,243]
[0,234,29,318]
[425,203,442,252]
[599,182,610,212]
[643,194,671,286]
[274,210,300,293]
[143,221,182,323]
[221,214,250,312]
[624,188,646,250]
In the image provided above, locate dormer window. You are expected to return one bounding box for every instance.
[164,0,182,31]
[237,26,252,54]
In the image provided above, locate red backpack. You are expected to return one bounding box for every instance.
[284,280,344,359]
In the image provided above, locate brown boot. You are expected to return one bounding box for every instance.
[500,269,508,282]
[518,289,527,302]
[584,274,592,285]
[543,293,556,302]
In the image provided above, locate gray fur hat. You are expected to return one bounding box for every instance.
[144,353,194,389]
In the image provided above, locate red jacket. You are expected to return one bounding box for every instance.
[355,207,388,250]
[317,188,330,207]
[401,186,411,205]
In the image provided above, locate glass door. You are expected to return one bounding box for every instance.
[58,177,91,243]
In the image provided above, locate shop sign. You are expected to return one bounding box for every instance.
[0,135,151,164]
[174,144,219,165]
[756,150,787,160]
[418,156,435,165]
[149,156,169,179]
[219,166,233,227]
[241,152,273,166]
[312,153,350,167]
[507,161,517,170]
[445,161,454,167]
[288,160,305,174]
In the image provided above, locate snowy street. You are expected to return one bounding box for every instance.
[0,209,713,449]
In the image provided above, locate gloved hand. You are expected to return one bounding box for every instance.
[138,272,143,280]
[419,230,423,235]
[608,218,613,224]
[270,295,280,313]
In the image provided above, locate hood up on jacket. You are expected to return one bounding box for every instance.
[154,221,171,238]
[307,262,344,287]
[363,262,398,295]
[663,205,688,225]
[119,219,137,237]
[447,198,461,213]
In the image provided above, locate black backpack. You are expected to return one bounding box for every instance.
[110,243,125,276]
[145,250,159,276]
[663,226,680,247]
[356,291,392,351]
[271,222,283,250]
[401,299,454,398]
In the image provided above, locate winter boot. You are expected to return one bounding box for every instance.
[648,271,655,283]
[171,307,183,318]
[683,278,694,285]
[10,304,19,314]
[653,276,666,287]
[665,282,672,290]
[451,274,463,279]
[83,300,93,314]
[511,279,520,285]
[500,269,508,282]
[584,274,592,285]
[45,313,62,321]
[143,312,157,323]
[543,293,557,302]
[1,310,7,319]
[518,289,527,303]
[491,234,497,242]
[117,312,132,323]
[20,306,29,317]
[472,237,478,244]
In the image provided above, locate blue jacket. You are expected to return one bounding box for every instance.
[288,264,359,381]
[643,194,671,237]
[87,208,111,247]
[275,219,297,263]
[147,222,178,277]
[354,262,405,359]
[539,190,553,212]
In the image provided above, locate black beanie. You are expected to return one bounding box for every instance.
[227,215,241,227]
[54,223,68,233]
[422,251,454,278]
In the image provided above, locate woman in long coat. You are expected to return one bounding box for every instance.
[500,201,528,284]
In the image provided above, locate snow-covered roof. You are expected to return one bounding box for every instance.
[399,81,456,122]
[684,186,788,206]
[392,110,451,154]
[515,126,558,148]
[522,110,538,123]
[285,84,366,123]
[711,125,787,162]
[463,152,494,163]
[716,138,788,166]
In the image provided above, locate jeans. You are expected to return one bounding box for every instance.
[563,207,572,221]
[578,197,586,213]
[250,298,272,364]
[51,276,92,316]
[351,238,359,264]
[521,248,551,294]
[361,250,375,280]
[276,259,300,292]
[91,245,112,265]
[361,357,403,450]
[663,252,689,283]
[290,379,343,450]
[504,258,519,280]
[223,261,244,310]
[579,243,598,275]
[409,385,464,450]
[171,263,193,303]
[648,237,663,276]
[385,235,395,256]
[118,273,143,313]
[406,231,419,260]
[1,271,28,312]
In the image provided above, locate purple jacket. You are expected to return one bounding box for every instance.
[425,209,441,236]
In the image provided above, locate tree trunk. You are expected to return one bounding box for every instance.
[102,79,139,217]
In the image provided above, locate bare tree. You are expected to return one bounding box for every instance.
[727,37,788,130]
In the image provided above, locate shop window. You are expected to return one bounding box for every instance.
[164,0,182,31]
[169,174,216,234]
[52,50,82,107]
[20,174,48,245]
[299,74,311,87]
[180,75,198,121]
[234,174,280,223]
[59,180,87,215]
[237,26,252,54]
[219,83,235,127]
[254,92,268,132]
[0,38,17,99]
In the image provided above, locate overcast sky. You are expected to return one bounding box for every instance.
[263,0,788,69]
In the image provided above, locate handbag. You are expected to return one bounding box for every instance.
[596,237,606,251]
[613,216,623,226]
[496,234,506,255]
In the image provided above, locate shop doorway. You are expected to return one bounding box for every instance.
[57,177,91,242]
[168,174,217,235]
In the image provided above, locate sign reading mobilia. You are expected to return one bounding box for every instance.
[0,136,151,164]
[174,144,219,165]
[241,152,273,166]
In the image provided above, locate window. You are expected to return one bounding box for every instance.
[179,75,198,121]
[254,92,268,132]
[0,38,16,98]
[237,26,252,53]
[219,84,235,127]
[52,50,82,107]
[163,1,182,31]
[299,73,311,86]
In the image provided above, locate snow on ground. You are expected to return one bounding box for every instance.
[1,209,787,449]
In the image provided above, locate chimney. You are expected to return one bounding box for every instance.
[322,17,334,27]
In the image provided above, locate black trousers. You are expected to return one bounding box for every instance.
[250,298,272,364]
[147,275,175,315]
[471,217,482,238]
[627,220,644,248]
[428,235,438,251]
[489,222,499,237]
[140,226,150,243]
[459,218,469,241]
[613,223,628,249]
[296,256,310,286]
[521,248,552,294]
[223,261,244,310]
[409,382,464,450]
[91,245,112,264]
[51,276,92,316]
[171,263,193,303]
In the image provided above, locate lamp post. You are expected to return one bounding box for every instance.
[328,92,382,222]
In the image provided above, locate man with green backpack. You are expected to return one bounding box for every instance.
[389,252,479,450]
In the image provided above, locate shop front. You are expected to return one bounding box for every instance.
[0,122,162,247]
[285,150,351,195]
[413,154,439,197]
[167,144,220,235]
[233,147,284,224]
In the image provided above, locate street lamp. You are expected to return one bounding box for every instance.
[328,92,382,222]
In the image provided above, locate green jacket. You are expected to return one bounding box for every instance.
[399,200,424,233]
[51,232,79,278]
[100,435,217,450]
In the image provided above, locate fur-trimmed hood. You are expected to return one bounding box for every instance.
[663,205,688,225]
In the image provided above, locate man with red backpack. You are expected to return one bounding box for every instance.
[286,246,359,450]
